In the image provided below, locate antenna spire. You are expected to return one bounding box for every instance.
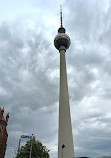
[60,5,63,28]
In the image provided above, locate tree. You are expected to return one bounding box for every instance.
[15,137,50,158]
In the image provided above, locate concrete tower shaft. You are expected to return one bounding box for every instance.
[58,46,75,158]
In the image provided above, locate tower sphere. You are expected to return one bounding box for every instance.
[54,27,71,51]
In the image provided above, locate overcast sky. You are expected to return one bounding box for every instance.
[0,0,111,157]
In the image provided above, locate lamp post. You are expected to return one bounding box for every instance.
[29,134,33,158]
[62,144,66,158]
[17,136,21,155]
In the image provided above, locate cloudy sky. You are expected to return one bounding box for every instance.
[0,0,111,157]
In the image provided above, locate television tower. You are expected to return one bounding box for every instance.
[54,6,75,158]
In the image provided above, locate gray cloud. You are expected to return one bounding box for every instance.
[0,0,111,158]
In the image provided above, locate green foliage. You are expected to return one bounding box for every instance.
[16,137,50,158]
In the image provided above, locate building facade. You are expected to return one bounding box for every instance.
[0,108,9,158]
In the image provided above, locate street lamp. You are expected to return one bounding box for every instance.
[62,144,66,158]
[29,134,33,158]
[17,136,21,155]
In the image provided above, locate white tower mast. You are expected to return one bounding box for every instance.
[54,6,75,158]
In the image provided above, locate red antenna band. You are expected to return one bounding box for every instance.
[60,5,63,28]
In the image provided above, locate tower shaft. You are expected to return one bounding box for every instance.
[58,46,74,158]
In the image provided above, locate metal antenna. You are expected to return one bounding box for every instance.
[60,5,63,28]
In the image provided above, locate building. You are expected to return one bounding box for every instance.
[54,7,75,158]
[0,108,9,158]
[99,157,111,158]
